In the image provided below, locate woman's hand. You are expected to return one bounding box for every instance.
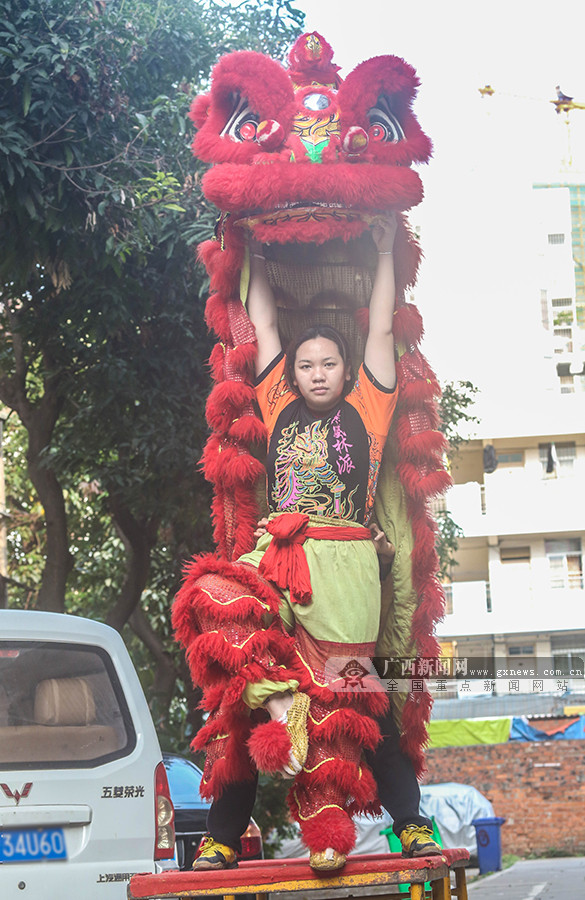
[370,522,396,564]
[371,213,398,254]
[254,517,270,539]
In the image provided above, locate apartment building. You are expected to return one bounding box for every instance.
[432,181,585,714]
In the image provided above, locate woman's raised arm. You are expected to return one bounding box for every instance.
[246,242,282,376]
[363,214,398,390]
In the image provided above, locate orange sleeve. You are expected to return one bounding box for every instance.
[254,353,293,441]
[345,364,398,443]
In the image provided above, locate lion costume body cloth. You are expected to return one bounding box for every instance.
[172,32,451,855]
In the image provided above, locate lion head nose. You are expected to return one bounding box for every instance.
[342,126,369,157]
[256,120,285,151]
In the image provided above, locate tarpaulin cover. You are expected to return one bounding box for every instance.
[509,714,585,741]
[427,717,512,748]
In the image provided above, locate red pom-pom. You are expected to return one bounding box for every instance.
[248,720,291,773]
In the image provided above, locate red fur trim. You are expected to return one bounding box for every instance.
[393,225,423,297]
[247,720,291,773]
[399,690,435,778]
[192,52,296,164]
[193,714,256,800]
[228,414,267,445]
[393,304,424,347]
[201,437,265,488]
[208,342,225,382]
[347,765,381,817]
[398,379,442,406]
[308,707,381,751]
[396,464,452,501]
[288,33,341,86]
[206,381,255,430]
[189,92,210,129]
[354,307,369,335]
[177,554,282,616]
[223,451,265,488]
[231,484,263,558]
[225,341,257,377]
[205,293,231,341]
[295,759,364,799]
[338,55,432,166]
[202,162,424,217]
[295,805,356,855]
[396,425,448,461]
[251,216,368,247]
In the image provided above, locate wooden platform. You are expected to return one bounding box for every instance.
[128,850,470,900]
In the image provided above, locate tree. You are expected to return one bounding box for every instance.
[436,379,479,579]
[0,0,304,734]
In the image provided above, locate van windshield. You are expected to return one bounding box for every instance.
[0,641,136,769]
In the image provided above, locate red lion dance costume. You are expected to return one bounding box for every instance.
[173,32,450,858]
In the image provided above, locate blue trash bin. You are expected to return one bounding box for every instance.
[472,816,506,874]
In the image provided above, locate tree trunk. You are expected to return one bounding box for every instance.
[0,320,71,612]
[27,456,72,612]
[106,498,159,631]
[130,606,178,729]
[21,389,70,613]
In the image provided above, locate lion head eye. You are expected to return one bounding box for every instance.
[367,95,404,143]
[221,93,259,142]
[303,92,331,111]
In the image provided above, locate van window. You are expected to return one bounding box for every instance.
[0,641,136,769]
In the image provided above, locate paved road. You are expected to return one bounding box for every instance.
[468,857,585,899]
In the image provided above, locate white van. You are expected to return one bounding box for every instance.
[0,610,176,899]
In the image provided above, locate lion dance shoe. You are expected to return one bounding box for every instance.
[309,847,347,871]
[399,824,442,858]
[192,836,238,870]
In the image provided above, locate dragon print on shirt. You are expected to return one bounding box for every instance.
[272,417,358,518]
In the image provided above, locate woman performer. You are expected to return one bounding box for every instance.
[174,214,439,871]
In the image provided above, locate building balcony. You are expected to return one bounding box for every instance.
[437,579,585,638]
[444,473,585,537]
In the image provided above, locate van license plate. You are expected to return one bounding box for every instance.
[0,828,67,862]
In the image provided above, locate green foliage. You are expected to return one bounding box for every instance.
[436,380,479,578]
[0,0,303,715]
[438,380,480,458]
[434,508,465,581]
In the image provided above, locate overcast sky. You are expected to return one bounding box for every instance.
[294,1,585,415]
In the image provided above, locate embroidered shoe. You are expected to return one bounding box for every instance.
[279,691,310,777]
[192,836,238,870]
[309,847,347,871]
[399,824,442,858]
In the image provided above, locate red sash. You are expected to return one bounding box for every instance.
[258,512,371,606]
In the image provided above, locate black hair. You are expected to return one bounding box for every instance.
[284,325,354,397]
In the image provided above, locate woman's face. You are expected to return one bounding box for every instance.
[293,337,351,413]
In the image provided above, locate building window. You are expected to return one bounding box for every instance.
[545,538,583,589]
[539,442,576,476]
[508,644,534,656]
[551,297,573,309]
[548,233,565,244]
[500,546,531,563]
[442,583,453,615]
[559,374,575,394]
[497,451,524,466]
[551,299,575,356]
[552,649,585,676]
